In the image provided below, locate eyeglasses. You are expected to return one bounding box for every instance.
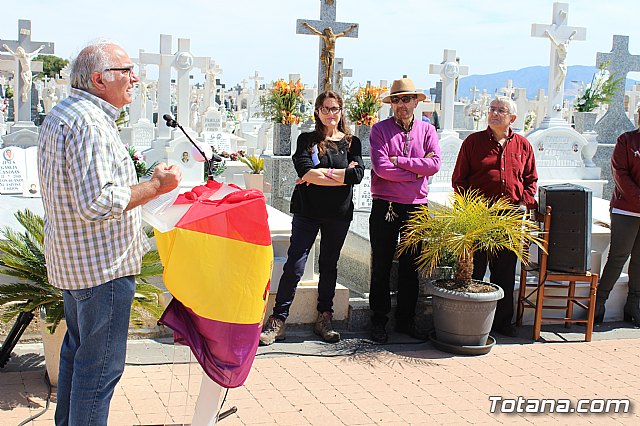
[103,66,135,78]
[488,106,511,115]
[318,106,341,115]
[390,95,416,104]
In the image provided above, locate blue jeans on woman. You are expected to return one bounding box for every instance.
[55,276,136,426]
[272,214,351,320]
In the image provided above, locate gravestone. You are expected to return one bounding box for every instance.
[592,35,640,200]
[531,2,586,128]
[203,108,223,133]
[429,137,461,192]
[352,169,372,211]
[131,119,155,151]
[297,0,359,92]
[513,88,528,132]
[593,35,640,144]
[0,146,27,194]
[528,126,604,197]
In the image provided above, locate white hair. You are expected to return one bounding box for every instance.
[492,96,517,115]
[70,39,120,91]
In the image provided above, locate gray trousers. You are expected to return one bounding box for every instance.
[597,212,640,301]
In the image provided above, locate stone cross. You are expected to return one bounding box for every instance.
[430,82,442,104]
[241,79,249,91]
[332,57,351,96]
[204,61,223,111]
[297,0,358,92]
[594,35,640,143]
[470,85,479,102]
[139,35,174,140]
[500,80,515,98]
[512,88,528,131]
[0,58,43,116]
[531,2,586,126]
[173,39,209,129]
[0,19,54,124]
[249,70,263,92]
[429,49,469,132]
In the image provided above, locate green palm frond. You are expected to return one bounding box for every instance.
[0,209,167,334]
[398,190,544,282]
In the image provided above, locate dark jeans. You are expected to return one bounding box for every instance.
[55,276,136,426]
[369,199,423,326]
[598,212,640,301]
[473,249,518,328]
[272,214,351,320]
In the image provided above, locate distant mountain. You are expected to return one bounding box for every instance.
[456,65,639,100]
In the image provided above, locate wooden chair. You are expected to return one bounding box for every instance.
[516,206,598,342]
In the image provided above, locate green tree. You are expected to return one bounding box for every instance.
[33,54,69,79]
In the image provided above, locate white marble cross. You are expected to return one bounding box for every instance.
[470,85,479,102]
[429,49,469,132]
[0,19,54,124]
[500,80,515,98]
[531,2,586,126]
[204,61,223,111]
[139,35,174,139]
[174,38,210,130]
[332,57,351,96]
[249,70,263,92]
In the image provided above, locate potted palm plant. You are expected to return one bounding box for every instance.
[0,209,165,384]
[239,154,265,191]
[398,190,543,354]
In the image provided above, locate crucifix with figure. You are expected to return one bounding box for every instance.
[0,19,54,126]
[429,49,469,134]
[297,0,358,93]
[532,2,586,127]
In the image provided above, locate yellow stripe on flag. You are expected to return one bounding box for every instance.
[156,228,272,324]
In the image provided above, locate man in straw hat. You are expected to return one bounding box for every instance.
[451,96,538,338]
[368,77,441,343]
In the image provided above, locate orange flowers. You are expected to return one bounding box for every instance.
[258,79,307,125]
[346,85,384,127]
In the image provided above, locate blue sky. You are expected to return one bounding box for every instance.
[2,0,639,91]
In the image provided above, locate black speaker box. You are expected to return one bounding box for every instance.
[538,184,592,274]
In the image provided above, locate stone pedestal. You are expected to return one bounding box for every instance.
[593,144,615,200]
[273,123,292,156]
[355,125,371,156]
[263,155,297,214]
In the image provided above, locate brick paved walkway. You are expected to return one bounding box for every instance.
[2,328,640,425]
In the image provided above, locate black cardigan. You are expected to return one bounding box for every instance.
[289,132,365,221]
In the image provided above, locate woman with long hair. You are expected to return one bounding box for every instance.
[260,91,365,344]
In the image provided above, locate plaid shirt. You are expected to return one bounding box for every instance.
[37,88,149,290]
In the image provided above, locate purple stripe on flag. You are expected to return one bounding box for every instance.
[159,298,261,388]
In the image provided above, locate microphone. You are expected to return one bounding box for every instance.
[162,113,222,181]
[162,114,178,128]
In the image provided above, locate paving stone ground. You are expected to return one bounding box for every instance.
[2,324,640,425]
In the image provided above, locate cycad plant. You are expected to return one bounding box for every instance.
[239,155,264,174]
[398,190,544,284]
[0,209,165,334]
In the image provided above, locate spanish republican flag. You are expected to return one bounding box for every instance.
[156,183,272,388]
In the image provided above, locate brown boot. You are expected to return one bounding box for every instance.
[259,316,286,346]
[314,311,340,343]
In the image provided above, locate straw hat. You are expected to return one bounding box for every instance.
[382,78,427,103]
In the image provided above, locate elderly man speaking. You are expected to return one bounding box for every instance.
[38,41,181,425]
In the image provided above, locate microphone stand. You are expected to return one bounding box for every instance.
[163,114,220,180]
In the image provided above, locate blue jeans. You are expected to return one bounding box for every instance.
[55,276,136,426]
[272,214,351,320]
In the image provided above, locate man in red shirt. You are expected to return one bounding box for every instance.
[451,96,538,337]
